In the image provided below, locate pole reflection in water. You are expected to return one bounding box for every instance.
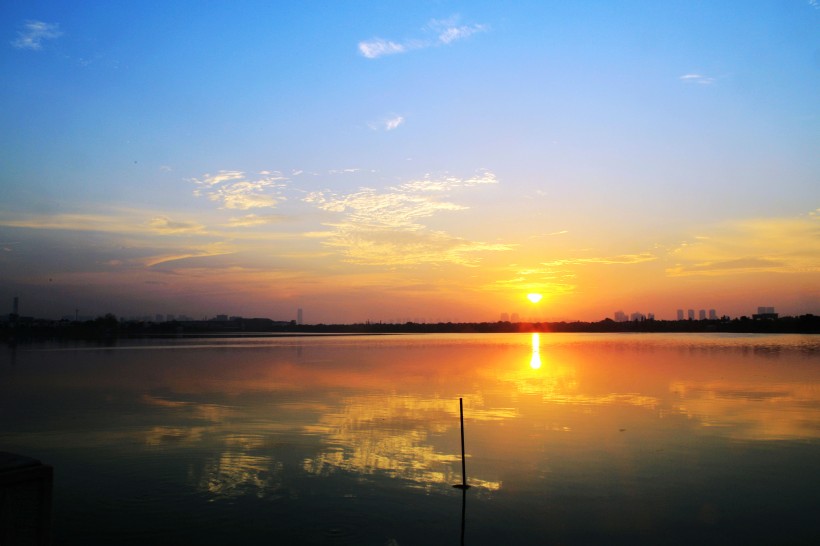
[453,397,470,544]
[460,487,467,546]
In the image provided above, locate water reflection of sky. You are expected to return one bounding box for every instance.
[1,333,819,541]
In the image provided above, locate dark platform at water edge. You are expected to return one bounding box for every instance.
[0,452,53,546]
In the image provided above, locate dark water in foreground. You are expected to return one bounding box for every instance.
[1,333,819,545]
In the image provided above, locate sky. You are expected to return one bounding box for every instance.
[1,1,818,323]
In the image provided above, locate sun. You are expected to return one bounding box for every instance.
[527,293,543,304]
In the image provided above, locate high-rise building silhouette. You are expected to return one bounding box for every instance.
[753,306,778,319]
[687,309,695,320]
[297,308,303,325]
[677,309,684,321]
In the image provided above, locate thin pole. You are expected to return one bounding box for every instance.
[460,487,467,545]
[454,397,470,489]
[460,398,467,487]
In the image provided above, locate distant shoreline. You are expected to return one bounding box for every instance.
[2,314,818,342]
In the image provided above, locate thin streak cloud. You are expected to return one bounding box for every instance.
[148,217,206,235]
[679,73,715,85]
[542,253,657,266]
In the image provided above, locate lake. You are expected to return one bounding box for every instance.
[1,333,819,545]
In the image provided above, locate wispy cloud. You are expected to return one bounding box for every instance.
[542,253,657,267]
[679,73,715,85]
[667,210,820,276]
[359,15,487,59]
[225,214,285,227]
[488,250,658,297]
[358,39,408,59]
[0,208,214,240]
[367,115,406,131]
[12,20,62,50]
[385,115,404,130]
[0,211,140,233]
[303,171,509,265]
[143,248,234,269]
[148,216,206,235]
[191,170,288,210]
[426,16,487,45]
[490,266,577,297]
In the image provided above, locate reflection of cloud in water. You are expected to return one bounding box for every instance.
[144,426,207,446]
[303,395,501,491]
[196,451,283,499]
[140,398,289,499]
[670,381,820,440]
[141,394,237,422]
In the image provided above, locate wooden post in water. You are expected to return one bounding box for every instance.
[454,397,471,489]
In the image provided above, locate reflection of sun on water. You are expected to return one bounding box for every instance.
[530,333,541,370]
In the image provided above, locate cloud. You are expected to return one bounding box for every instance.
[192,170,288,210]
[144,250,235,269]
[359,16,487,59]
[426,17,487,45]
[490,268,577,297]
[541,253,657,267]
[679,73,715,85]
[12,20,62,50]
[303,171,509,265]
[225,214,285,227]
[385,115,404,131]
[148,216,206,234]
[0,211,142,233]
[359,38,407,59]
[488,250,657,296]
[368,115,405,131]
[666,210,820,276]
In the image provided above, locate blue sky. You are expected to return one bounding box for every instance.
[1,1,818,322]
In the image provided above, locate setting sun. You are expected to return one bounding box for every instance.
[527,293,543,304]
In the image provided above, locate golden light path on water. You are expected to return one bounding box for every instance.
[530,333,541,369]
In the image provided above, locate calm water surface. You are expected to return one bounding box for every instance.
[1,333,819,545]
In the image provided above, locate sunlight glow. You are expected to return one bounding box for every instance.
[527,293,543,304]
[530,333,541,369]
